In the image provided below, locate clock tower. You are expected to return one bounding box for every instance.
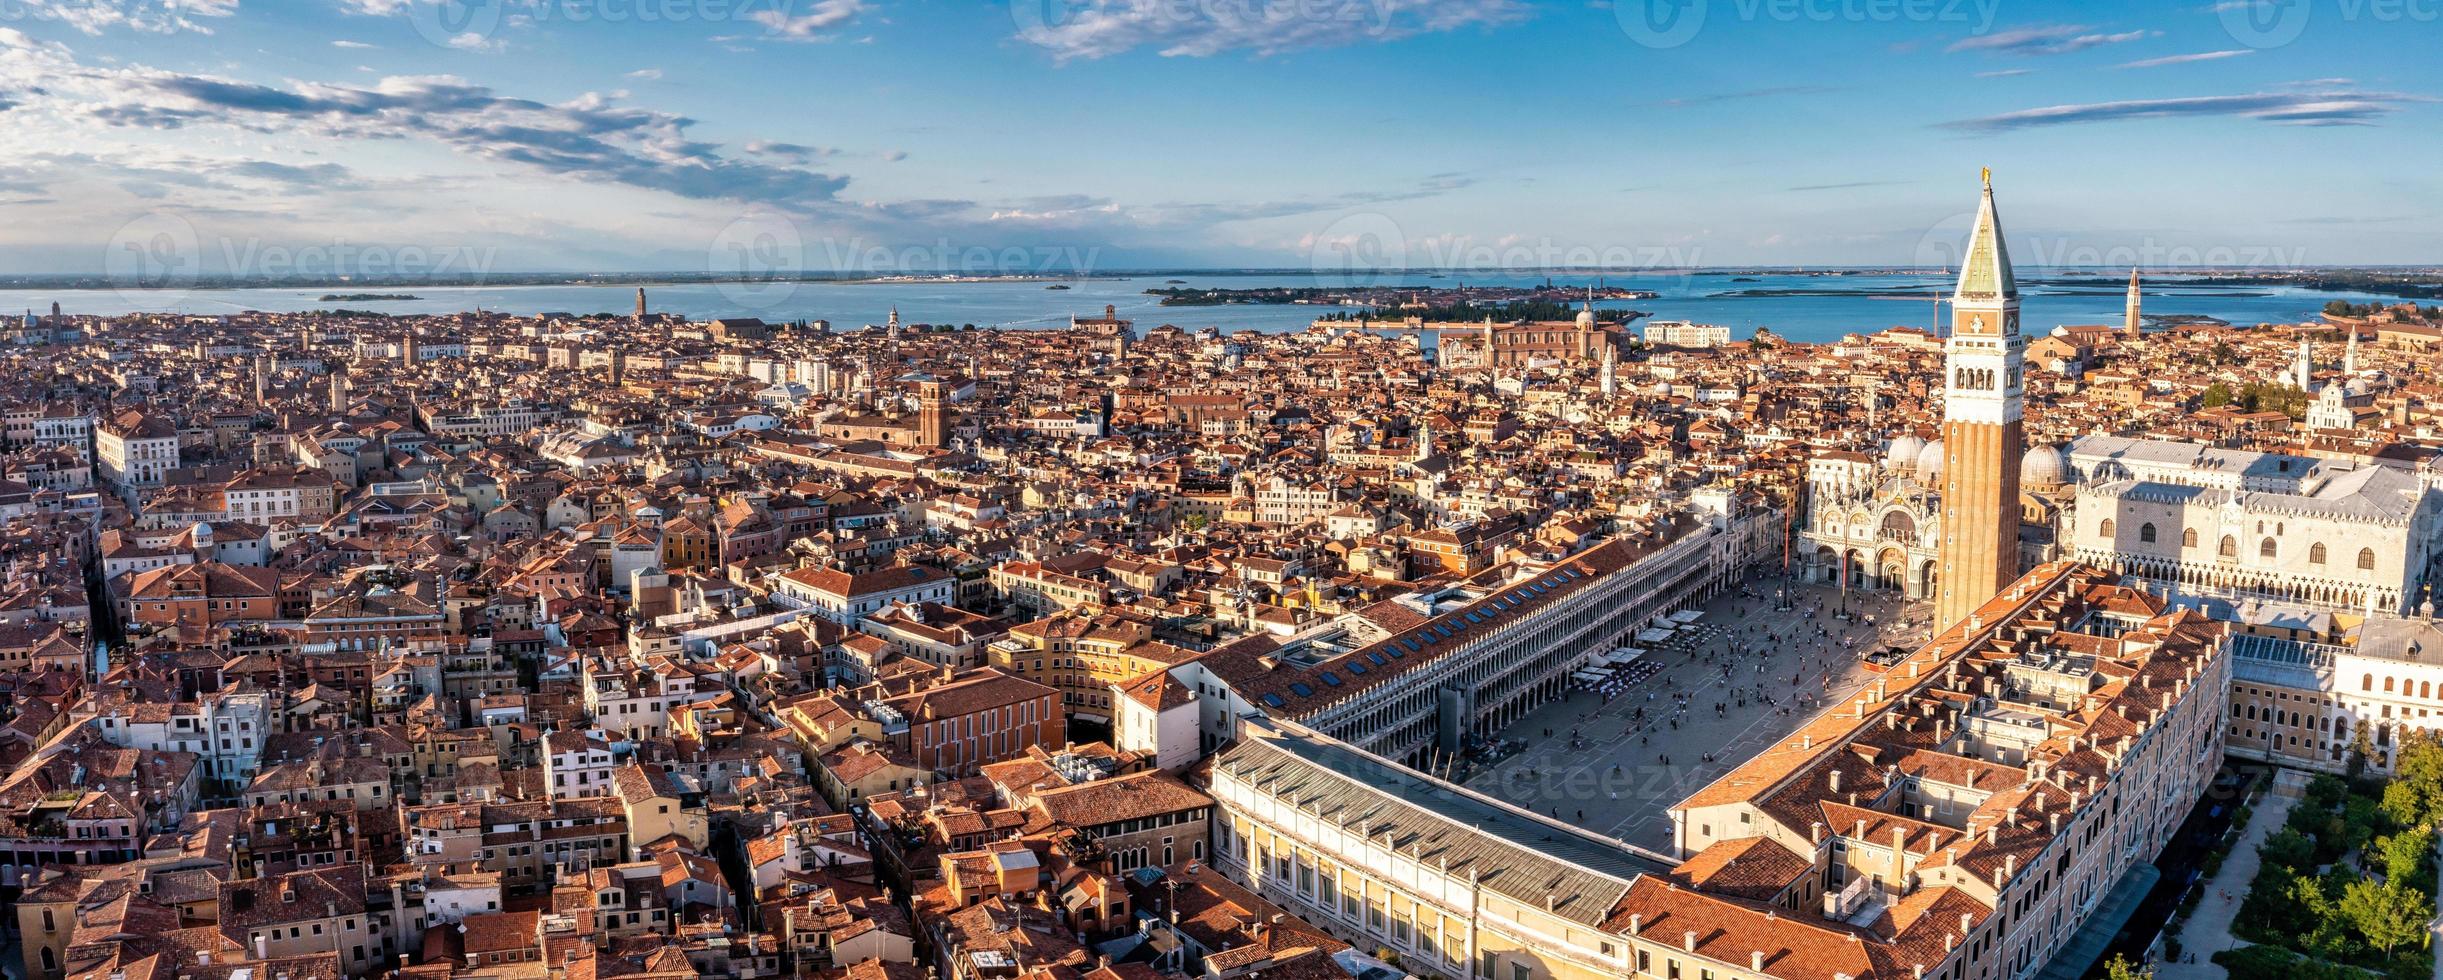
[1936,169,2026,632]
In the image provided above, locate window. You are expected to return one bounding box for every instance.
[2261,538,2278,559]
[2098,519,2115,539]
[2139,523,2157,543]
[2183,527,2200,547]
[2360,548,2378,570]
[2220,536,2238,558]
[2311,543,2329,565]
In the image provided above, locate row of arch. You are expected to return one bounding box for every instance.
[2101,552,2394,611]
[2365,674,2437,699]
[1806,545,1940,599]
[2098,519,2376,570]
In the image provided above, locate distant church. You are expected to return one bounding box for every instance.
[1438,298,1622,371]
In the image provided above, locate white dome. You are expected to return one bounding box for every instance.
[2020,444,2070,487]
[1885,435,1928,471]
[1575,306,1597,329]
[1915,440,1946,479]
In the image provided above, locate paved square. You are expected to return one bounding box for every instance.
[1460,576,1929,853]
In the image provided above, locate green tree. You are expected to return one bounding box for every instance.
[2104,953,2152,980]
[2203,382,2235,408]
[2338,878,2432,959]
[2261,828,2316,870]
[2376,825,2433,885]
[2380,731,2443,829]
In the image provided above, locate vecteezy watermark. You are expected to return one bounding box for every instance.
[2017,237,2312,270]
[102,211,502,306]
[1307,211,1703,287]
[1010,0,1397,53]
[1614,0,2001,49]
[106,212,202,306]
[397,0,844,50]
[1910,209,2311,276]
[708,211,808,311]
[705,211,1105,309]
[2216,0,2437,49]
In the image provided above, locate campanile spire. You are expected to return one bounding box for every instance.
[1936,169,2027,631]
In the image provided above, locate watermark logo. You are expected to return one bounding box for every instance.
[101,212,503,305]
[406,0,506,50]
[1616,0,2001,49]
[1613,0,1707,49]
[1308,212,1410,288]
[1910,209,1979,276]
[1913,207,2312,282]
[105,212,201,307]
[1307,212,1705,286]
[1009,0,1399,55]
[2216,0,2313,48]
[708,210,807,310]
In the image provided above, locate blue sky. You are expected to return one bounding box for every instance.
[0,0,2435,274]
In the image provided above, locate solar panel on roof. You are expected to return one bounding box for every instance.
[1290,682,1314,697]
[1345,661,1367,675]
[1320,672,1342,687]
[1394,641,1414,656]
[1464,611,1482,624]
[1261,693,1286,709]
[1367,652,1386,666]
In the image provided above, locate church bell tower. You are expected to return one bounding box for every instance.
[1936,169,2026,632]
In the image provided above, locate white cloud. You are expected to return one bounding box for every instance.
[2116,49,2254,69]
[1948,24,2154,56]
[8,0,235,34]
[1012,0,1529,61]
[1943,85,2427,131]
[625,68,663,80]
[742,0,869,41]
[332,39,376,48]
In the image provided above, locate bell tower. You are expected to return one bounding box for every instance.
[2123,268,2142,338]
[1936,168,2026,632]
[916,379,950,449]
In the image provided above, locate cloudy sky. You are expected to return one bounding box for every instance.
[0,0,2435,274]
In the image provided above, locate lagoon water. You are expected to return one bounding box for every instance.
[0,271,2394,345]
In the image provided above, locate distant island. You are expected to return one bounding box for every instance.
[1149,283,1658,308]
[318,292,420,301]
[1315,298,1646,325]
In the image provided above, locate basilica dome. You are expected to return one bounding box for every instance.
[1915,439,1946,479]
[1885,434,1927,472]
[2020,444,2070,487]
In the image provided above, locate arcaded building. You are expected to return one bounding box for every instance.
[1205,561,2229,980]
[2065,433,2443,613]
